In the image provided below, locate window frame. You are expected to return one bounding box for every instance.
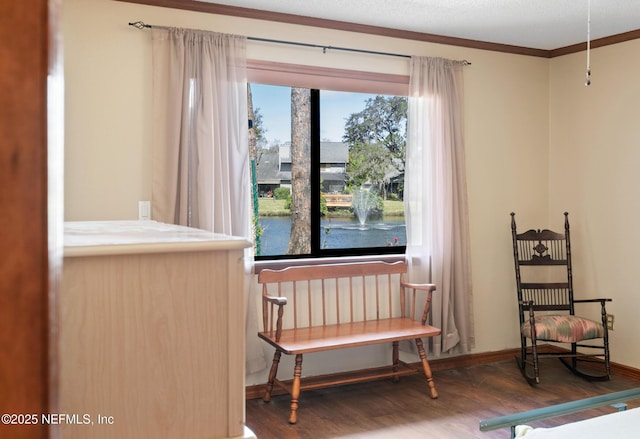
[249,61,409,261]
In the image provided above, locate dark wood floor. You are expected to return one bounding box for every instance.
[246,359,640,438]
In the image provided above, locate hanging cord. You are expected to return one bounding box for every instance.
[585,0,591,86]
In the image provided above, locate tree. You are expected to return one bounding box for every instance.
[344,95,407,155]
[343,95,407,199]
[247,84,257,161]
[253,108,267,150]
[247,84,267,160]
[347,142,394,197]
[248,84,263,254]
[287,88,311,255]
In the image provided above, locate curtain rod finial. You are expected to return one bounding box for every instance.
[129,21,150,30]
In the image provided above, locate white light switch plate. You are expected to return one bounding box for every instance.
[138,201,151,221]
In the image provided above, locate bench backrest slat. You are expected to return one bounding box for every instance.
[362,275,367,321]
[321,279,326,326]
[293,281,298,329]
[349,277,354,322]
[306,279,311,329]
[335,278,340,324]
[386,273,392,318]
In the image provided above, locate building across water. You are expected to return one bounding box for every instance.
[255,142,349,196]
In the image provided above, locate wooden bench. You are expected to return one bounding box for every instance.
[258,260,441,424]
[321,193,353,208]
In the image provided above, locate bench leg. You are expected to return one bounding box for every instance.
[289,354,303,424]
[392,341,400,382]
[415,338,438,399]
[263,349,282,403]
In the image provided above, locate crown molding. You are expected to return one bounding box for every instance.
[116,0,640,58]
[550,28,640,57]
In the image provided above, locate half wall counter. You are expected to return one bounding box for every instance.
[60,221,253,439]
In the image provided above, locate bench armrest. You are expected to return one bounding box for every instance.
[401,281,436,292]
[401,280,437,325]
[264,295,288,306]
[262,295,287,342]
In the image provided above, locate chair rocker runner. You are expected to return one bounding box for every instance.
[510,212,611,384]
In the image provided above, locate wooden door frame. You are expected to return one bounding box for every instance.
[0,0,62,437]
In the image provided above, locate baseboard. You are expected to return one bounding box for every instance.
[428,347,521,371]
[610,362,640,380]
[246,346,640,400]
[542,345,640,380]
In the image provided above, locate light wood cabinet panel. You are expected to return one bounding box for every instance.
[60,222,251,438]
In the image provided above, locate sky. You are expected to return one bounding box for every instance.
[250,83,378,146]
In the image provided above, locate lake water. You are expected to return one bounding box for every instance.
[257,216,406,256]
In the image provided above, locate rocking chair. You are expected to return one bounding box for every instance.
[510,212,611,384]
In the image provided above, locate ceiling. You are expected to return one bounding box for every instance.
[197,0,640,51]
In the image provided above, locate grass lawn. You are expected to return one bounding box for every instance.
[383,200,404,217]
[257,198,288,216]
[257,198,404,217]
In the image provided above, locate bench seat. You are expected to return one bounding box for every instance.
[259,317,441,354]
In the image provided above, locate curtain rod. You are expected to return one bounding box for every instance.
[128,21,471,65]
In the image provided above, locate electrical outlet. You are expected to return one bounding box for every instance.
[606,314,614,331]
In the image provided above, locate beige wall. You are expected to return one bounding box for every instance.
[549,39,640,369]
[70,0,635,384]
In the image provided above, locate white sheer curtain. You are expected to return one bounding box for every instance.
[405,56,474,355]
[151,28,265,373]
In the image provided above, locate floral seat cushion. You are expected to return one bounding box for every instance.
[521,315,604,343]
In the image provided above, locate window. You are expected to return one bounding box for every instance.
[250,80,407,260]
